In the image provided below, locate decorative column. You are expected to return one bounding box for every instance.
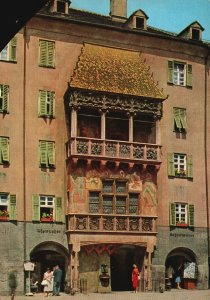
[156,117,161,145]
[71,107,77,137]
[129,113,133,142]
[101,110,106,140]
[70,242,80,293]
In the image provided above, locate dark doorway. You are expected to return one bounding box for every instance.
[110,245,144,291]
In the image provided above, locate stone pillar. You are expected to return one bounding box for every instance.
[101,111,106,140]
[71,108,77,137]
[129,114,133,142]
[70,242,80,293]
[156,118,161,144]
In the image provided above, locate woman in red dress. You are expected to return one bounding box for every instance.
[132,264,140,293]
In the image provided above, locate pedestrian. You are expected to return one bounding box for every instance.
[174,264,182,289]
[53,264,63,296]
[8,270,17,300]
[42,267,53,297]
[132,264,140,293]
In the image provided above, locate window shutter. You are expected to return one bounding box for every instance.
[49,91,55,117]
[167,153,175,176]
[47,41,55,67]
[39,40,47,66]
[39,90,47,116]
[1,137,9,162]
[169,203,176,226]
[173,108,182,129]
[47,142,55,166]
[187,155,193,178]
[167,61,174,83]
[188,204,194,227]
[186,64,192,87]
[180,108,187,129]
[55,197,62,222]
[9,194,17,220]
[2,84,9,112]
[32,195,40,221]
[9,37,17,61]
[40,141,47,165]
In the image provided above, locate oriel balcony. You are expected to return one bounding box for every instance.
[66,137,162,165]
[66,213,157,234]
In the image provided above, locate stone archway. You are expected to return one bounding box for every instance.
[30,242,69,292]
[165,247,197,289]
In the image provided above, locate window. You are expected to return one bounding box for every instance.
[89,179,139,215]
[0,193,17,220]
[192,28,200,40]
[0,37,17,62]
[0,84,9,113]
[32,195,62,222]
[57,0,66,13]
[133,115,156,143]
[77,109,101,138]
[106,112,129,141]
[39,40,55,68]
[169,203,194,227]
[0,137,9,165]
[167,61,192,87]
[38,90,55,118]
[136,17,144,29]
[39,140,55,168]
[167,153,193,178]
[173,107,186,133]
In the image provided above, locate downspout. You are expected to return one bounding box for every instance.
[204,51,210,288]
[23,25,27,263]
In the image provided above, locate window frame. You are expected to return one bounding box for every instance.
[167,60,192,87]
[169,202,194,227]
[0,37,17,62]
[38,90,55,118]
[0,193,17,220]
[167,153,193,178]
[0,84,9,113]
[0,136,10,165]
[88,179,139,215]
[39,140,55,168]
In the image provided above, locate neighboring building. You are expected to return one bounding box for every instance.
[0,0,210,295]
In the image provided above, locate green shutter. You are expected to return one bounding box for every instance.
[39,40,47,66]
[188,204,194,227]
[32,195,40,221]
[9,194,17,220]
[49,91,55,117]
[187,155,193,178]
[169,203,176,226]
[0,137,9,162]
[180,108,187,129]
[167,153,175,176]
[167,61,174,83]
[186,64,192,87]
[9,36,17,61]
[47,142,55,166]
[39,90,47,116]
[1,85,9,112]
[173,108,182,129]
[55,197,62,222]
[40,141,47,165]
[47,41,55,67]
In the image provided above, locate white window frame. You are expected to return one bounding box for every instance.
[175,203,187,223]
[0,193,9,215]
[40,195,54,219]
[174,153,186,174]
[173,62,185,86]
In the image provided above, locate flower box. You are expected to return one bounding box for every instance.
[176,223,188,227]
[40,217,53,222]
[0,216,9,221]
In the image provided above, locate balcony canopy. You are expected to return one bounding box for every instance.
[70,43,166,100]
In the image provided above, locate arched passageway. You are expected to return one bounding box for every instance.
[30,242,69,292]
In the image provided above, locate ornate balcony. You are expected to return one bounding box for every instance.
[66,213,157,234]
[66,137,162,164]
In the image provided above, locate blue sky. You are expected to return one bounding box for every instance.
[70,0,210,41]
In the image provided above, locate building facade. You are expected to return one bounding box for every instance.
[0,0,210,295]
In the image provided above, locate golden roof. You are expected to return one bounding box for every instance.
[70,43,166,99]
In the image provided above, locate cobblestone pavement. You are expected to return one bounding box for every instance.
[1,290,210,300]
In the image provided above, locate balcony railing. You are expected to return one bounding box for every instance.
[66,213,157,234]
[66,137,162,164]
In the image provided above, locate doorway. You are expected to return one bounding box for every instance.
[110,245,145,291]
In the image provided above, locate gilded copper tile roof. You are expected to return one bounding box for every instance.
[70,43,166,99]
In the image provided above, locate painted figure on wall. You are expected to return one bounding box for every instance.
[141,172,157,215]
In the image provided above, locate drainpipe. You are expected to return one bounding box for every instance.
[204,51,210,288]
[23,25,27,263]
